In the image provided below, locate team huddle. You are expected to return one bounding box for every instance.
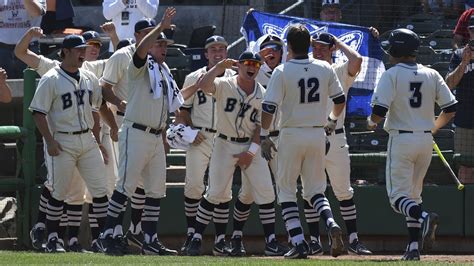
[23,6,457,261]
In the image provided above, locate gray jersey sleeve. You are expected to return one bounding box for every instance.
[328,67,345,99]
[434,71,457,109]
[262,67,284,111]
[29,75,54,114]
[371,71,395,109]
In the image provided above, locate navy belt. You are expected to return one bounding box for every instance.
[195,126,217,133]
[334,128,344,135]
[269,130,280,137]
[57,129,90,135]
[132,123,162,135]
[218,133,250,143]
[399,130,431,134]
[116,111,125,116]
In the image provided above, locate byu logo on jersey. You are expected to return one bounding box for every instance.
[61,89,90,110]
[224,98,258,122]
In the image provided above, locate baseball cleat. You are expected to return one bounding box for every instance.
[45,237,66,253]
[421,212,439,251]
[68,241,91,253]
[126,231,144,248]
[264,239,290,256]
[100,235,123,256]
[348,239,372,255]
[212,239,230,256]
[186,238,202,256]
[228,236,246,257]
[308,240,324,256]
[180,233,193,255]
[328,225,344,257]
[141,239,178,256]
[284,240,308,259]
[90,240,104,253]
[402,248,420,261]
[116,234,129,254]
[30,226,46,250]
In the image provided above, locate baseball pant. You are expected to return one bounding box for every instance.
[44,132,107,201]
[324,133,354,201]
[277,127,326,203]
[204,137,275,205]
[386,131,433,206]
[115,125,166,199]
[268,135,279,177]
[184,130,215,200]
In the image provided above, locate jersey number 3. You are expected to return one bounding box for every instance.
[409,82,422,108]
[298,78,319,104]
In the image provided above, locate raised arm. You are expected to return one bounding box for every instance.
[137,0,159,19]
[102,0,127,20]
[135,7,176,60]
[446,47,469,89]
[335,37,362,77]
[24,0,45,17]
[198,59,236,94]
[14,27,45,69]
[101,22,120,51]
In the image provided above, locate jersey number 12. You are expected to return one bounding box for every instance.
[298,78,320,104]
[409,82,422,108]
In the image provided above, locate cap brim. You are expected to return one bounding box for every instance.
[260,41,283,49]
[73,44,90,48]
[156,39,175,45]
[87,40,102,46]
[136,26,155,33]
[239,58,261,63]
[205,41,228,49]
[313,40,332,45]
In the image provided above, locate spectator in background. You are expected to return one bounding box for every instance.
[0,68,13,103]
[446,15,474,183]
[40,0,74,34]
[0,0,45,78]
[320,0,380,38]
[102,0,158,52]
[454,9,474,47]
[422,0,463,18]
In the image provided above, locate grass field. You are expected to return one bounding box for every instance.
[1,252,473,265]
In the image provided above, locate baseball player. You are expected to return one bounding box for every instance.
[368,28,457,261]
[99,7,179,256]
[100,18,162,250]
[261,24,346,259]
[185,51,285,257]
[301,32,371,255]
[28,35,109,253]
[16,27,118,252]
[174,35,236,256]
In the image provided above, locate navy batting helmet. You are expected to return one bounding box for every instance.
[384,28,420,58]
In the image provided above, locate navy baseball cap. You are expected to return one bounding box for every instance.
[82,31,102,46]
[156,32,174,45]
[238,51,262,62]
[117,38,135,50]
[313,32,336,47]
[205,35,228,49]
[260,35,284,50]
[62,35,89,49]
[134,18,156,33]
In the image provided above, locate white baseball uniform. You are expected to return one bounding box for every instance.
[371,63,457,205]
[115,57,169,199]
[204,75,275,205]
[181,67,235,200]
[29,66,107,201]
[263,57,344,203]
[322,61,357,201]
[35,56,116,204]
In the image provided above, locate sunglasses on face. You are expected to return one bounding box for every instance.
[241,60,261,68]
[87,41,102,49]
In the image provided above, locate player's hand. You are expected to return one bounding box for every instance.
[192,131,206,145]
[0,68,7,84]
[99,144,109,165]
[462,45,472,64]
[369,27,379,39]
[324,118,337,135]
[233,152,254,170]
[46,139,63,156]
[160,7,176,30]
[28,27,45,39]
[118,100,127,113]
[101,22,116,36]
[366,116,378,130]
[217,59,238,71]
[110,126,118,142]
[260,137,277,161]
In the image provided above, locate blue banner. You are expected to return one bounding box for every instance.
[240,10,386,117]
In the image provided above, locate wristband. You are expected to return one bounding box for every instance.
[329,111,338,121]
[248,142,260,156]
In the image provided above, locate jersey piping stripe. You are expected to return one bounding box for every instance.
[120,127,130,193]
[29,107,48,115]
[394,63,419,70]
[439,99,457,109]
[100,77,117,86]
[387,135,393,197]
[329,91,344,99]
[58,70,86,131]
[287,60,312,65]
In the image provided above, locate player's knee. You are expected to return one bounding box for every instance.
[204,193,226,205]
[334,190,354,202]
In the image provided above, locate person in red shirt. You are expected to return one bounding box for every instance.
[454,8,474,47]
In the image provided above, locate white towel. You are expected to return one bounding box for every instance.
[147,55,184,112]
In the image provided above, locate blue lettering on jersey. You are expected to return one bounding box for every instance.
[224,98,238,112]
